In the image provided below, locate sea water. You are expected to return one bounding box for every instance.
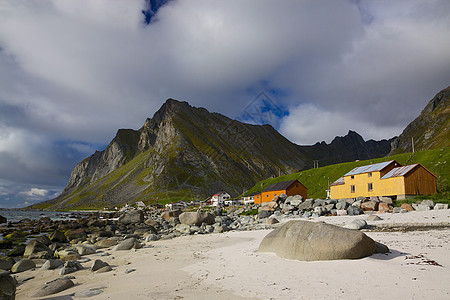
[0,210,78,222]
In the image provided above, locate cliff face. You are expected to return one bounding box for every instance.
[389,86,450,155]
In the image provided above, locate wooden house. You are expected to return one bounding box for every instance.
[330,160,437,200]
[210,191,231,206]
[254,180,307,204]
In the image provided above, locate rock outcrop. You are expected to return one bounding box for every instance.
[258,220,388,261]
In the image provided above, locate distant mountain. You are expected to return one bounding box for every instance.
[32,99,397,209]
[389,86,450,155]
[298,130,394,168]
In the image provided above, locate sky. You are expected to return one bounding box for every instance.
[0,0,449,208]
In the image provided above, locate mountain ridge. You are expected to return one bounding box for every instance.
[32,87,449,209]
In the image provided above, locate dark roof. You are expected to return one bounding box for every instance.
[262,180,299,192]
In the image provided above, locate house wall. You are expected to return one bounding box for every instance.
[403,166,437,195]
[258,182,308,203]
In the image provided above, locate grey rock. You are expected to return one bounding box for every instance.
[41,259,64,270]
[76,244,96,256]
[344,219,368,230]
[336,199,349,210]
[118,210,144,225]
[420,200,435,208]
[367,215,382,221]
[23,240,54,259]
[298,199,314,211]
[324,203,335,211]
[90,259,110,272]
[258,220,386,261]
[59,261,83,275]
[336,209,348,216]
[112,238,140,251]
[0,215,6,224]
[347,206,363,216]
[11,259,36,273]
[144,234,159,242]
[258,210,272,219]
[380,196,394,205]
[0,270,16,299]
[95,238,118,248]
[0,257,14,271]
[416,204,431,211]
[179,211,215,226]
[267,218,279,224]
[31,278,74,297]
[434,203,448,210]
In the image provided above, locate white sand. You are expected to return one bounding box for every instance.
[14,209,450,299]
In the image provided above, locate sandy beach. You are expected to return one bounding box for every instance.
[14,209,450,300]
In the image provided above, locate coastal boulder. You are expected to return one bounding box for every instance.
[49,230,67,243]
[0,215,7,224]
[11,259,36,273]
[258,220,387,261]
[161,209,182,220]
[179,212,215,226]
[118,210,144,225]
[31,278,74,297]
[112,238,141,251]
[0,270,16,299]
[23,240,54,259]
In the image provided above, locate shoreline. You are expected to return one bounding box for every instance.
[11,209,450,299]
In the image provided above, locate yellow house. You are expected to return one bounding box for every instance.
[330,160,437,200]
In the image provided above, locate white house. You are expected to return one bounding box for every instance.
[210,191,231,206]
[242,194,255,205]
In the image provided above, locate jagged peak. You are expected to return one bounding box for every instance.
[423,86,450,113]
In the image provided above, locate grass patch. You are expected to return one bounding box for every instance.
[239,208,258,216]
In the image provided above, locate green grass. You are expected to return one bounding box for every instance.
[243,147,450,199]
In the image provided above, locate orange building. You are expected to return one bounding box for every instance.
[330,160,437,200]
[254,180,308,204]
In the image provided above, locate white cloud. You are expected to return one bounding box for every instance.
[20,187,49,198]
[279,104,401,145]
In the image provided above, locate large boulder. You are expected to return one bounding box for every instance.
[258,220,388,261]
[0,257,14,271]
[65,228,87,241]
[118,210,144,225]
[0,215,6,224]
[361,200,379,211]
[0,270,16,299]
[11,259,36,273]
[179,212,215,226]
[161,210,182,220]
[31,278,74,297]
[23,240,54,259]
[112,238,141,251]
[49,230,67,243]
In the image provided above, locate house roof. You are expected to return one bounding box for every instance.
[262,180,299,192]
[380,163,437,179]
[330,176,345,186]
[344,160,398,176]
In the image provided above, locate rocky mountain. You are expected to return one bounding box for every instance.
[389,86,450,155]
[298,131,394,168]
[33,99,395,210]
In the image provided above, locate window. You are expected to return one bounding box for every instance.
[368,172,372,177]
[351,175,354,179]
[368,183,373,192]
[351,185,355,193]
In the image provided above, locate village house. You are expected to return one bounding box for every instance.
[254,179,308,204]
[330,160,437,200]
[165,201,188,210]
[210,191,231,206]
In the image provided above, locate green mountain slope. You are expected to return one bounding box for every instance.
[389,86,450,155]
[244,147,449,199]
